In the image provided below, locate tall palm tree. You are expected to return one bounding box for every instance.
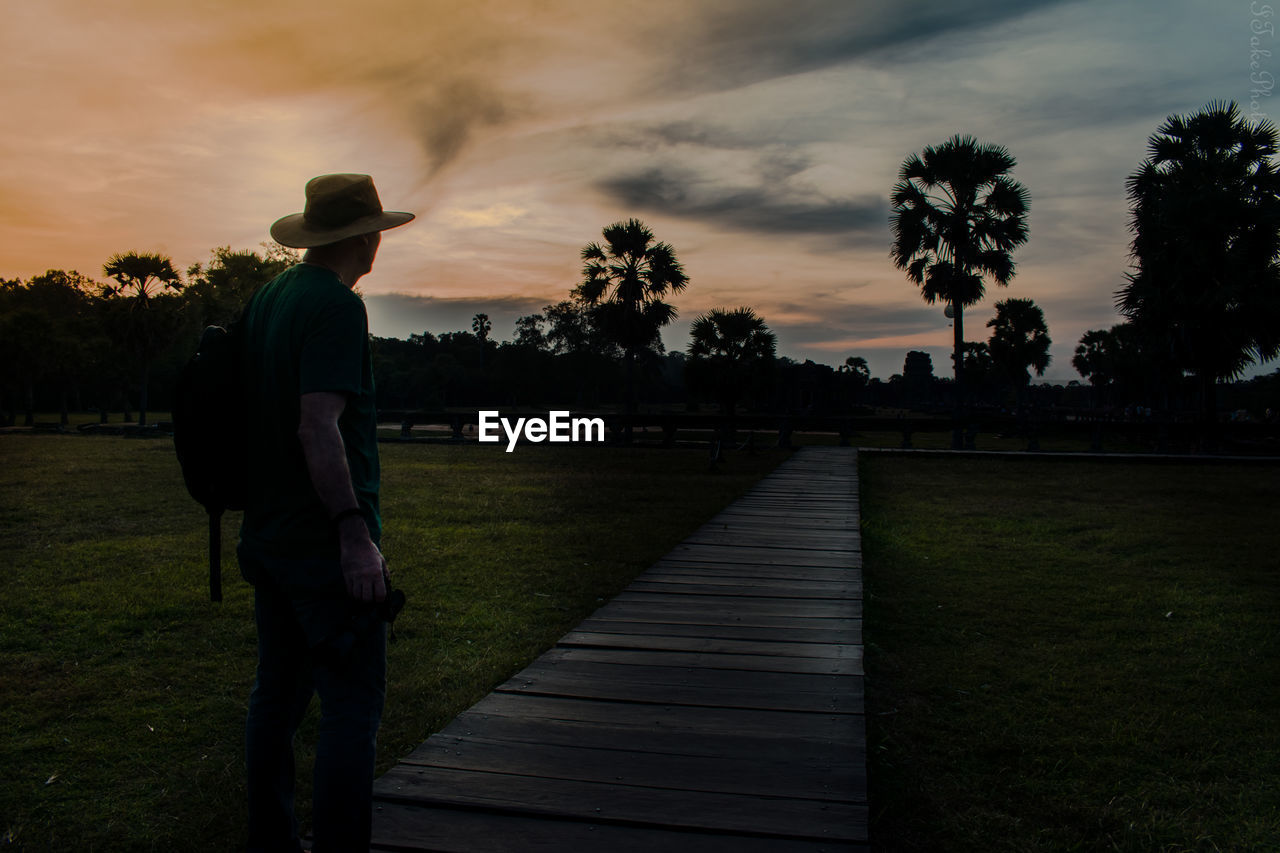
[577,219,688,430]
[472,312,492,369]
[1117,101,1280,439]
[687,307,776,416]
[103,251,184,425]
[890,135,1030,446]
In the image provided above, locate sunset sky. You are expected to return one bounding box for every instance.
[2,1,1270,381]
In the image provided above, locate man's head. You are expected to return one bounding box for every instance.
[270,173,413,250]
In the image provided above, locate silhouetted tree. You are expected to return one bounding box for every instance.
[185,244,296,328]
[513,312,548,350]
[1117,101,1280,438]
[544,300,594,356]
[1074,323,1146,408]
[902,350,935,406]
[103,252,182,301]
[0,271,104,425]
[838,356,871,408]
[890,135,1030,445]
[577,219,688,432]
[686,307,777,416]
[961,341,1000,405]
[472,312,492,369]
[840,356,870,384]
[102,251,186,425]
[987,297,1051,393]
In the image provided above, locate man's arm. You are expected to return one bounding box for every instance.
[297,391,386,603]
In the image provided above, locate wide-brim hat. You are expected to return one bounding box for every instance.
[270,173,414,248]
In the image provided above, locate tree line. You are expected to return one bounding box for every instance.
[0,246,296,427]
[3,101,1278,434]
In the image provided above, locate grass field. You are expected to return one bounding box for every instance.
[6,431,1279,851]
[0,433,787,851]
[860,454,1280,851]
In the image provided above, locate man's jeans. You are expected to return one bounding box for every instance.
[240,549,387,853]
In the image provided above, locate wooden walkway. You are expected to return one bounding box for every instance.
[370,446,866,851]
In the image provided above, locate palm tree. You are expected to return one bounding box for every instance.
[987,297,1051,391]
[577,219,688,431]
[1117,101,1280,441]
[686,307,777,416]
[890,135,1030,446]
[1074,324,1147,409]
[102,251,184,425]
[103,252,182,300]
[839,356,871,407]
[472,312,492,370]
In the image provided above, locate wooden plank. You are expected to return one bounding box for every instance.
[733,493,854,504]
[495,660,863,712]
[679,532,858,550]
[638,570,862,591]
[371,801,869,852]
[646,560,859,581]
[428,712,863,761]
[627,579,860,599]
[711,502,857,515]
[678,536,857,553]
[374,765,869,843]
[607,591,859,618]
[705,504,854,512]
[397,737,863,801]
[559,630,863,661]
[699,504,856,516]
[685,522,857,541]
[575,617,859,645]
[454,693,859,741]
[532,645,863,676]
[664,544,859,568]
[671,537,858,553]
[590,598,864,623]
[717,505,855,513]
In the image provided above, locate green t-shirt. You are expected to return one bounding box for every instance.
[238,263,381,557]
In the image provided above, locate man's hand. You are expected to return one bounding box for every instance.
[338,516,386,603]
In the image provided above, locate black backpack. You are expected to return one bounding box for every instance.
[173,324,249,601]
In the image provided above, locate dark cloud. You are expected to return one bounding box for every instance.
[597,162,886,243]
[663,0,1086,92]
[771,299,943,341]
[403,77,516,178]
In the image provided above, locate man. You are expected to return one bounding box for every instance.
[238,173,413,852]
